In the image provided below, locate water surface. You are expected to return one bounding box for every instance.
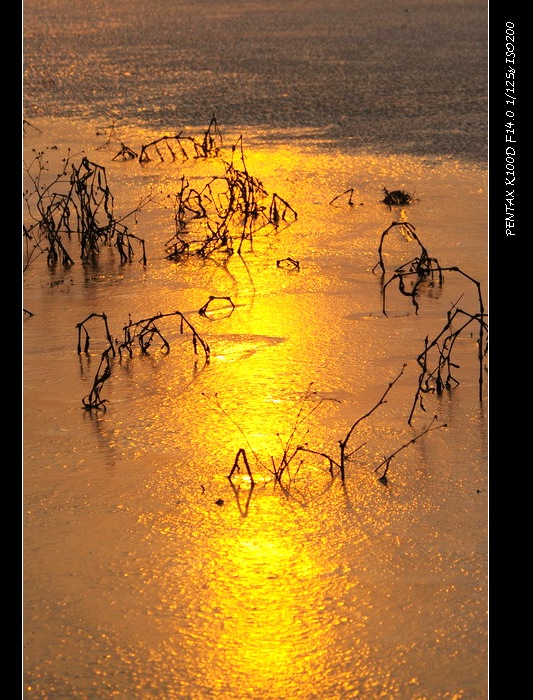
[23,2,488,698]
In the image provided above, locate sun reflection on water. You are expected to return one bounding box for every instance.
[198,512,331,695]
[133,484,382,699]
[24,119,487,699]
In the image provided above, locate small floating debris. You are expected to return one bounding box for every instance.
[112,143,138,161]
[329,188,363,207]
[382,187,414,208]
[198,295,235,320]
[276,257,300,271]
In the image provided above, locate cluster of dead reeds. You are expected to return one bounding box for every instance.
[23,116,297,268]
[222,195,487,499]
[163,136,297,259]
[371,219,487,421]
[23,150,149,269]
[76,310,211,411]
[220,368,446,498]
[24,117,487,500]
[45,118,297,414]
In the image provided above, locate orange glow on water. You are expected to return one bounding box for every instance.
[23,118,487,699]
[128,475,390,699]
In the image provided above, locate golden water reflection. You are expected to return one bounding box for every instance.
[198,510,334,695]
[23,119,487,699]
[134,484,384,699]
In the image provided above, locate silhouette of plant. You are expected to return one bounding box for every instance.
[163,135,297,260]
[372,220,487,420]
[23,151,150,269]
[76,310,210,410]
[138,114,223,163]
[381,187,414,208]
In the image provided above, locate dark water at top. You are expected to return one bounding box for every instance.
[23,0,488,163]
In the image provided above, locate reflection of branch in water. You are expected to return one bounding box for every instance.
[235,252,257,302]
[273,470,339,509]
[227,478,255,517]
[408,306,488,424]
[200,252,258,312]
[81,402,120,466]
[203,253,238,286]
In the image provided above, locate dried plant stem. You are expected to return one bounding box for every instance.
[76,312,115,356]
[24,152,150,269]
[76,309,210,410]
[297,365,406,481]
[118,311,210,364]
[408,307,488,424]
[329,189,356,207]
[228,448,255,484]
[373,415,447,483]
[82,347,113,411]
